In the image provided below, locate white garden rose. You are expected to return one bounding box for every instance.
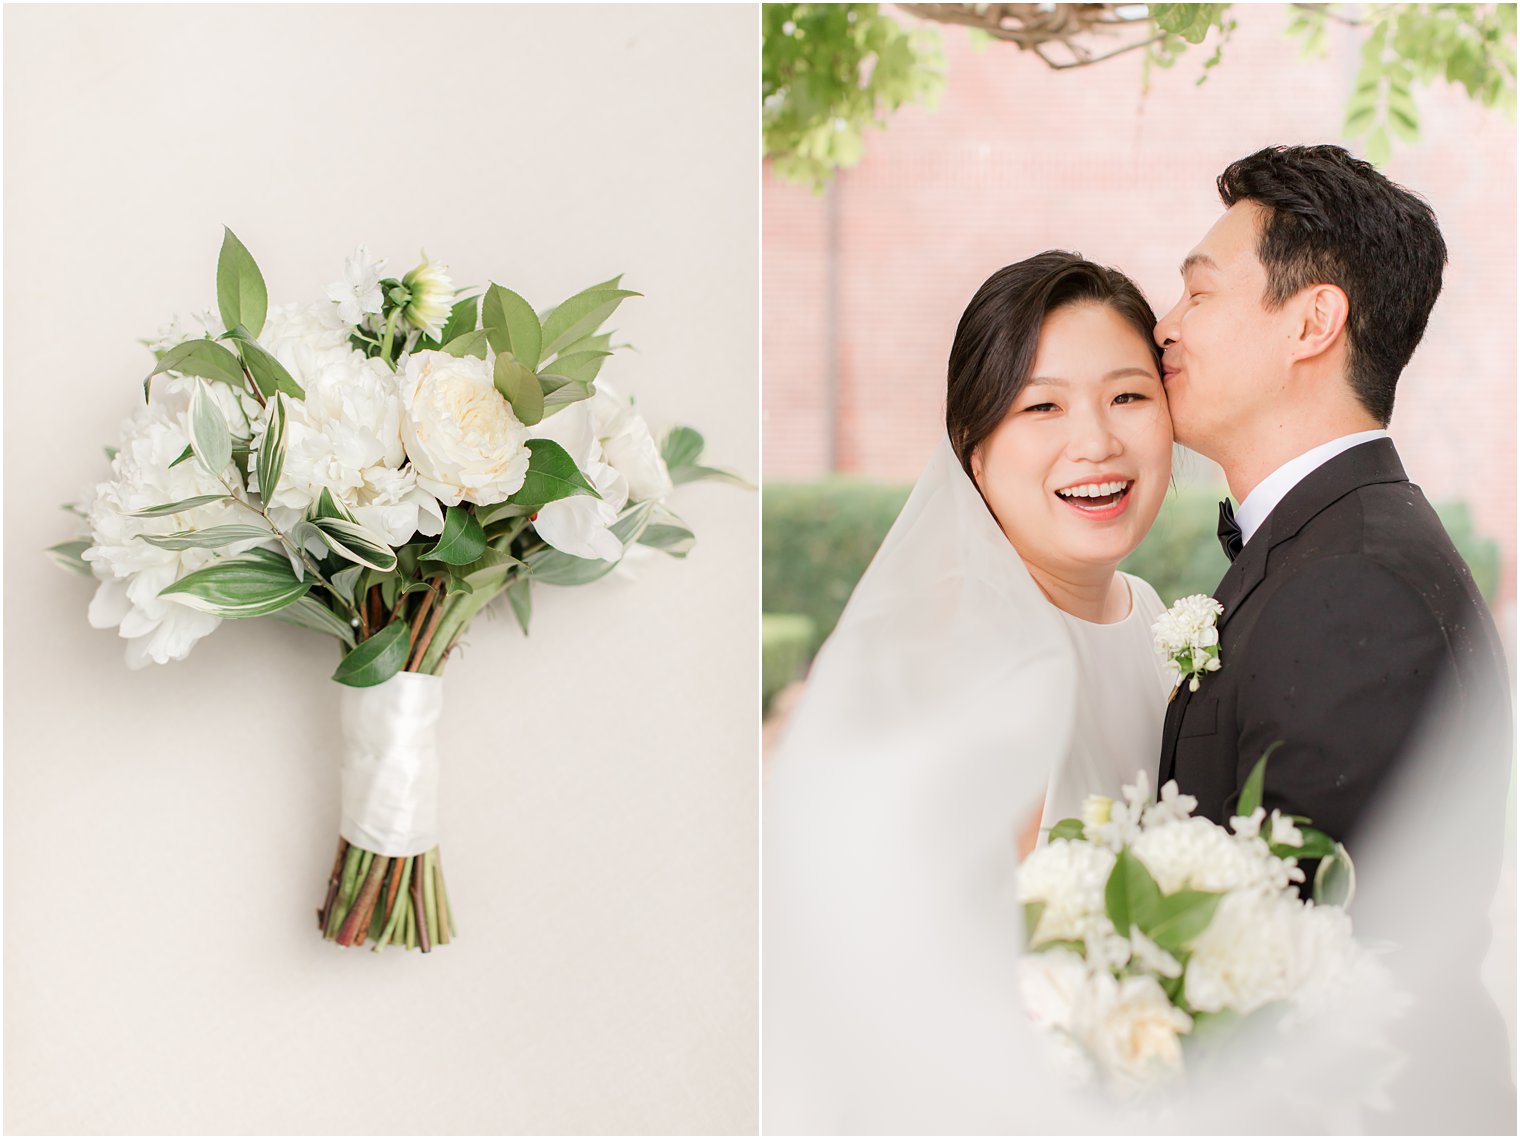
[528,398,628,562]
[587,382,673,503]
[397,350,530,507]
[1077,972,1193,1089]
[83,377,266,668]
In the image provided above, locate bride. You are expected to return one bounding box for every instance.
[763,251,1178,1131]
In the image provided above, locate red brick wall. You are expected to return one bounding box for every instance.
[763,7,1517,610]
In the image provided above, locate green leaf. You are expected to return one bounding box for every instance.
[508,438,600,507]
[255,392,288,502]
[1023,900,1047,943]
[523,500,655,586]
[311,517,398,572]
[438,295,480,346]
[661,425,705,471]
[225,327,305,400]
[538,374,595,415]
[638,517,695,558]
[537,349,610,385]
[331,620,411,688]
[1313,842,1357,907]
[269,595,357,649]
[129,494,230,517]
[672,463,752,489]
[1236,741,1282,818]
[217,227,268,338]
[506,574,532,634]
[461,546,523,587]
[421,505,488,565]
[146,338,246,391]
[158,551,311,618]
[539,283,638,360]
[1105,847,1164,937]
[1281,825,1338,861]
[330,564,365,607]
[189,382,232,478]
[138,524,272,551]
[1046,818,1086,843]
[440,329,490,359]
[481,284,542,369]
[493,356,545,426]
[313,486,354,522]
[47,539,92,575]
[1146,889,1223,953]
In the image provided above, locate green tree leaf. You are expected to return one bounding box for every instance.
[1105,847,1164,936]
[638,511,696,558]
[537,349,610,385]
[1236,740,1282,819]
[216,227,268,339]
[146,338,247,391]
[493,355,545,426]
[481,284,543,369]
[538,374,595,415]
[311,517,398,572]
[158,549,311,618]
[1146,888,1223,953]
[506,574,532,634]
[508,439,601,507]
[438,295,480,346]
[224,326,305,400]
[661,425,706,471]
[440,329,490,359]
[331,620,411,687]
[422,505,488,565]
[1023,900,1047,944]
[129,494,230,517]
[538,282,638,360]
[47,539,92,575]
[268,595,357,649]
[1046,818,1086,843]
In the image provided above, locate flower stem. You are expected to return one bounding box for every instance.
[379,308,401,368]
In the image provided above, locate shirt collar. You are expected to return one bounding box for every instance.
[1234,430,1391,547]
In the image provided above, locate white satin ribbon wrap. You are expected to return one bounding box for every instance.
[338,672,444,857]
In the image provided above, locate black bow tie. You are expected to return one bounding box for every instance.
[1217,499,1243,562]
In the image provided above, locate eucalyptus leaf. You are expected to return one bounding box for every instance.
[138,524,272,551]
[158,551,311,618]
[538,282,638,360]
[481,284,542,369]
[508,438,600,507]
[1104,847,1163,937]
[47,539,92,575]
[130,494,230,517]
[506,574,532,634]
[331,620,411,687]
[189,382,232,478]
[269,595,357,649]
[217,227,268,338]
[493,356,544,425]
[255,391,287,502]
[147,338,246,390]
[422,505,487,565]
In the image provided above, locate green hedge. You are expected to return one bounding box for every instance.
[762,613,816,714]
[763,479,1501,663]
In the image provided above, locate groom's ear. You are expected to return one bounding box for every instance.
[1287,283,1350,364]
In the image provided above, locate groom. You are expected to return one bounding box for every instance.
[1154,144,1509,847]
[1154,144,1512,1130]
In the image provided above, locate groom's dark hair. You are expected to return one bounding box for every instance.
[947,251,1160,478]
[1217,145,1447,425]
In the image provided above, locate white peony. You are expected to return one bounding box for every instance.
[1129,815,1297,897]
[260,301,361,393]
[526,383,672,562]
[1018,838,1116,944]
[250,352,443,547]
[83,376,265,668]
[1184,890,1301,1014]
[397,350,530,507]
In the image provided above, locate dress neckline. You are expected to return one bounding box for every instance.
[1054,573,1136,629]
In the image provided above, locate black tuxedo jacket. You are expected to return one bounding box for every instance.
[1159,438,1509,848]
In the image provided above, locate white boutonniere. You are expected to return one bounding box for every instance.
[1152,594,1224,697]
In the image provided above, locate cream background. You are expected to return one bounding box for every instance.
[4,5,758,1134]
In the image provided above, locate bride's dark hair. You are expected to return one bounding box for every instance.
[946,251,1161,477]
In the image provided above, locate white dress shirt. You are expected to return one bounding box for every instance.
[1234,429,1391,548]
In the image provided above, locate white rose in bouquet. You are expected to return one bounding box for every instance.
[260,301,363,392]
[397,350,531,508]
[83,377,264,668]
[1079,972,1193,1089]
[527,383,674,562]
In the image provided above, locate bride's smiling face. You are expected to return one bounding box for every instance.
[971,302,1172,574]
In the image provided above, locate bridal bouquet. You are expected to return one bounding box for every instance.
[1017,757,1399,1095]
[53,229,739,953]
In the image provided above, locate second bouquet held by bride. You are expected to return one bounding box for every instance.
[56,230,740,954]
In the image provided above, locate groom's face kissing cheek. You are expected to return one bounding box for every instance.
[971,302,1172,577]
[1154,202,1299,460]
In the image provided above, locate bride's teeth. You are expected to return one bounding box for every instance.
[1057,480,1130,499]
